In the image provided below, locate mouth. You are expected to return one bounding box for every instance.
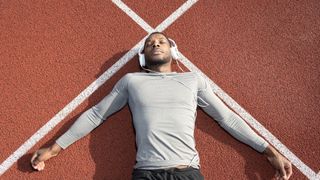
[151,49,163,55]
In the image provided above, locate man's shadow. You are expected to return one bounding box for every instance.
[196,108,275,180]
[18,53,276,179]
[87,52,140,179]
[17,51,139,179]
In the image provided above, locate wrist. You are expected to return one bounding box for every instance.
[263,145,279,158]
[49,143,62,156]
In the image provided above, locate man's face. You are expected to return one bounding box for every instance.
[143,33,172,66]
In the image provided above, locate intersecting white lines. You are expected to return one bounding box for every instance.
[113,0,318,179]
[112,0,153,33]
[0,0,198,177]
[0,0,318,179]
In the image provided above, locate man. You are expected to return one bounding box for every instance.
[31,32,292,180]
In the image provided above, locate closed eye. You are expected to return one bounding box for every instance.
[144,38,169,48]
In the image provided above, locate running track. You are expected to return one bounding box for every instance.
[0,0,319,179]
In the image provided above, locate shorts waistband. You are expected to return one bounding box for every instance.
[133,166,198,173]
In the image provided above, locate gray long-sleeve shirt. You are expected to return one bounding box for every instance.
[55,71,269,169]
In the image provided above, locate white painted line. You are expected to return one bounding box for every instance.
[113,0,198,33]
[0,39,145,176]
[312,174,320,180]
[155,0,198,32]
[0,0,199,176]
[314,172,320,180]
[113,0,318,178]
[178,54,318,180]
[2,0,317,179]
[112,0,154,33]
[113,0,317,178]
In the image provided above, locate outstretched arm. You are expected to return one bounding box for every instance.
[196,73,292,179]
[31,74,130,171]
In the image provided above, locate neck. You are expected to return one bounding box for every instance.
[145,63,172,73]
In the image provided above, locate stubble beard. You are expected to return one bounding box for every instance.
[145,56,171,66]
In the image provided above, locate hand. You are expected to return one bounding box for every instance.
[31,148,51,171]
[264,145,292,180]
[30,143,62,171]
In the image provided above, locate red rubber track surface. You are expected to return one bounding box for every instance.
[0,0,319,179]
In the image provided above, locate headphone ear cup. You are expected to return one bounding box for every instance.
[168,38,180,60]
[139,54,146,67]
[170,46,180,60]
[138,47,146,67]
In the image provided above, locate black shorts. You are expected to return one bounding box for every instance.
[132,166,205,180]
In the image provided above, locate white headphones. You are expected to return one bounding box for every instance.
[138,38,180,67]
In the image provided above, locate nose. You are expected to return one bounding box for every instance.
[152,42,160,48]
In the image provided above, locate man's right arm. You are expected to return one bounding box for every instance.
[31,74,130,171]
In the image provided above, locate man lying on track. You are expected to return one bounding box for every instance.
[31,32,292,180]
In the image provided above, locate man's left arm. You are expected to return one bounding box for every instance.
[196,73,292,179]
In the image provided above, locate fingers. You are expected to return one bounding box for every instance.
[36,162,45,171]
[31,158,45,171]
[279,165,288,180]
[32,161,45,171]
[31,156,42,171]
[266,147,293,180]
[30,149,48,171]
[30,152,38,165]
[31,151,40,168]
[276,160,293,180]
[285,161,293,179]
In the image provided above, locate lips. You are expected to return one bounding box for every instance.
[151,49,163,55]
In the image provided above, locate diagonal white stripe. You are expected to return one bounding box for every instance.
[114,0,198,34]
[0,0,199,176]
[0,38,144,176]
[2,0,317,179]
[112,0,318,179]
[314,172,320,180]
[155,0,198,32]
[178,53,318,180]
[112,0,154,33]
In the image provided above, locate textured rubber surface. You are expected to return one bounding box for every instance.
[0,0,319,179]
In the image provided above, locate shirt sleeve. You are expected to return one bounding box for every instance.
[196,73,269,153]
[55,74,130,149]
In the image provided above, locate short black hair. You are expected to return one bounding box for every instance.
[143,31,171,51]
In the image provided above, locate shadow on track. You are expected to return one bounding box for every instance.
[18,52,275,179]
[196,108,275,180]
[17,51,139,179]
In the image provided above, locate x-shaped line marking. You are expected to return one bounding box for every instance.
[0,1,317,179]
[112,0,318,179]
